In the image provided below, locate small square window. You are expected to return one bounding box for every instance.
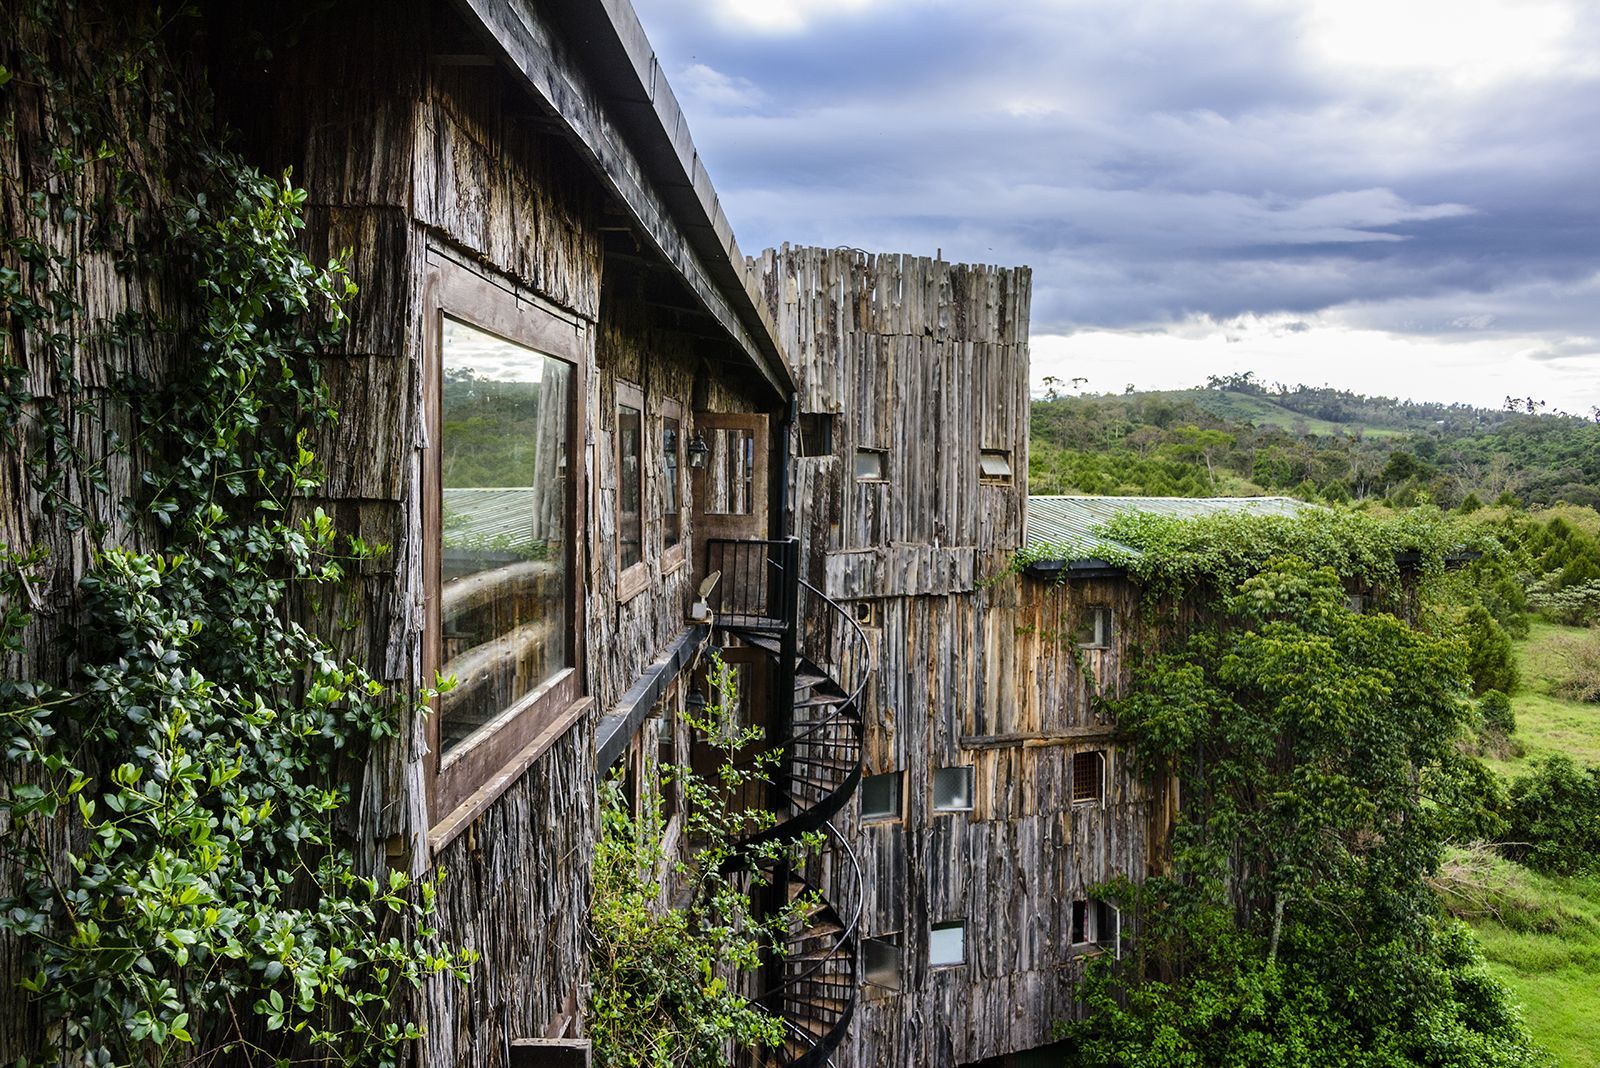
[852,600,878,628]
[1076,606,1113,649]
[861,771,902,821]
[929,921,965,967]
[1072,750,1105,805]
[932,765,974,813]
[980,448,1013,483]
[798,412,836,457]
[855,447,887,481]
[863,934,903,988]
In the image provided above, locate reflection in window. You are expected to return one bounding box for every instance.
[929,921,965,967]
[706,427,755,515]
[663,415,682,550]
[438,317,571,754]
[619,400,643,570]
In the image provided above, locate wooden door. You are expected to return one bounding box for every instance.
[691,412,770,564]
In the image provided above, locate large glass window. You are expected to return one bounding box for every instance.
[437,316,572,756]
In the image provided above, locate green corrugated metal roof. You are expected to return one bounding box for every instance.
[1024,495,1311,563]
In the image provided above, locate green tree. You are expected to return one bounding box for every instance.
[1060,558,1547,1067]
[588,654,818,1068]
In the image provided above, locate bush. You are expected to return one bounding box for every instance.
[1505,756,1600,876]
[1527,578,1600,627]
[1463,605,1520,695]
[1479,690,1517,736]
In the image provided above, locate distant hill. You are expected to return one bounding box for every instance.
[1030,377,1600,509]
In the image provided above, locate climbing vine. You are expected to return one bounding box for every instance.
[1,5,467,1066]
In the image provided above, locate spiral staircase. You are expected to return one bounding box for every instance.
[704,537,870,1068]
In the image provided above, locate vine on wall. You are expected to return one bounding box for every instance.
[1,5,467,1066]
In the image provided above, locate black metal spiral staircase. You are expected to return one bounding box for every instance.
[705,537,870,1068]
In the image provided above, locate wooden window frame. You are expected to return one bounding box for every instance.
[1072,749,1107,806]
[615,379,649,603]
[660,397,686,574]
[854,446,889,483]
[979,448,1013,484]
[1076,605,1113,650]
[422,258,589,842]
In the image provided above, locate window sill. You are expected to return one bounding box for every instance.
[661,546,687,576]
[617,561,651,604]
[429,693,594,853]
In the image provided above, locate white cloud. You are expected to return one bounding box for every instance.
[679,63,767,109]
[701,0,904,35]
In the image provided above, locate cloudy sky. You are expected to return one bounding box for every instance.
[630,0,1600,413]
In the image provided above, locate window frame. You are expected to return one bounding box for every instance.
[860,770,903,822]
[660,397,686,573]
[979,448,1013,484]
[1072,749,1107,806]
[854,446,889,482]
[615,379,649,602]
[862,932,904,990]
[1076,605,1113,650]
[928,920,967,969]
[932,764,975,814]
[422,259,588,839]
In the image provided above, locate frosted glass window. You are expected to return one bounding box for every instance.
[855,447,887,481]
[438,316,572,754]
[929,922,965,967]
[932,765,973,812]
[861,772,902,821]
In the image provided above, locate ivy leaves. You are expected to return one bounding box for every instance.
[0,7,464,1064]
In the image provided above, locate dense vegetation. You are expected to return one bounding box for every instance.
[1037,504,1600,1067]
[1031,376,1600,510]
[1,6,464,1065]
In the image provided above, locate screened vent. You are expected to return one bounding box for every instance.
[855,447,887,481]
[929,921,965,967]
[863,934,903,989]
[932,765,974,812]
[1072,750,1105,805]
[798,412,836,457]
[979,448,1013,483]
[861,771,902,821]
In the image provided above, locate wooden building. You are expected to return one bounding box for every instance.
[755,244,1313,1067]
[2,1,858,1065]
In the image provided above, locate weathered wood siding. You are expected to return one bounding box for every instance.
[4,2,778,1064]
[758,247,1162,1067]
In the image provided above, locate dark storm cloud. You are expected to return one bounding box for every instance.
[631,0,1600,343]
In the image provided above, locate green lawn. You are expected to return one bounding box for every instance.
[1463,620,1600,1066]
[1481,621,1600,779]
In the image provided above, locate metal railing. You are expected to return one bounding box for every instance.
[705,537,871,1068]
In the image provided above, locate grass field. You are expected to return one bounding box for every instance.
[1463,621,1600,1066]
[1143,389,1408,438]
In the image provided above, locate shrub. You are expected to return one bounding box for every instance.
[1463,605,1520,695]
[1505,756,1600,876]
[1479,689,1517,736]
